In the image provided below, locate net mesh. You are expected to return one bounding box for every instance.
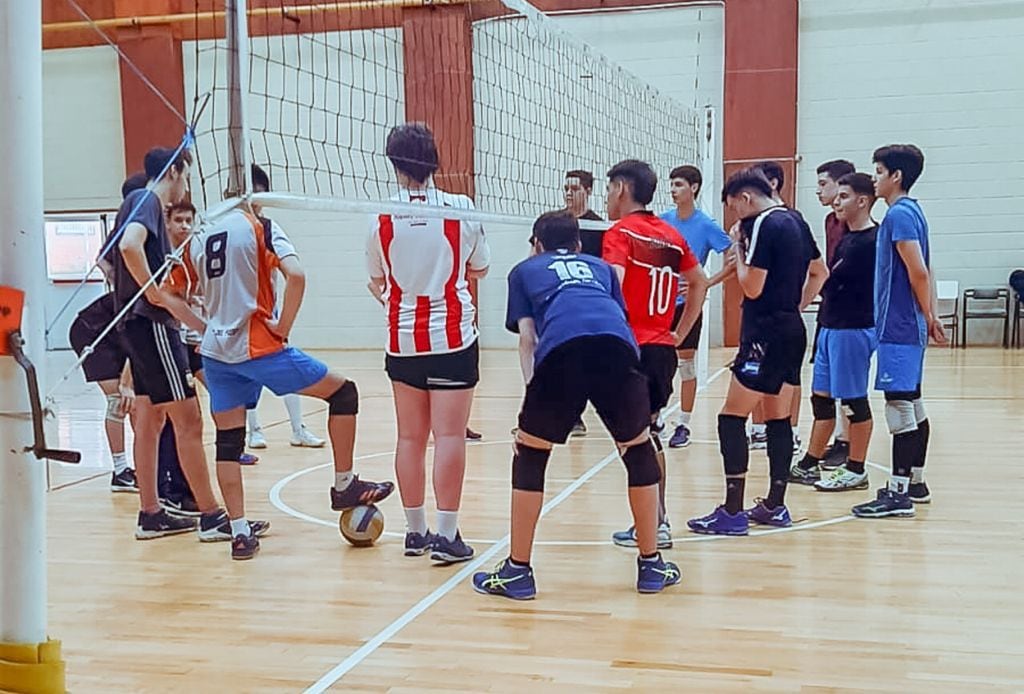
[185,0,702,217]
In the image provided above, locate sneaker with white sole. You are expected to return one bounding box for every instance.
[111,468,138,493]
[792,433,803,455]
[247,427,267,449]
[749,431,767,449]
[611,523,672,549]
[198,510,271,542]
[135,509,197,540]
[814,465,869,492]
[290,425,325,448]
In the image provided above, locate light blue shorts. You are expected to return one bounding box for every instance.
[202,347,328,414]
[812,327,876,399]
[874,342,925,394]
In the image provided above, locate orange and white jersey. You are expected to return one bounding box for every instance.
[168,209,297,364]
[366,185,490,356]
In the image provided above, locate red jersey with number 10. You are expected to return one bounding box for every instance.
[602,211,699,346]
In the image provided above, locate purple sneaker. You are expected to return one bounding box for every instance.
[687,505,749,536]
[330,476,395,511]
[744,498,793,527]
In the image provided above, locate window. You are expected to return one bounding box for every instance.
[44,215,107,282]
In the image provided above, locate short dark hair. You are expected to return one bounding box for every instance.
[816,159,856,182]
[752,160,784,190]
[251,164,271,192]
[143,146,193,181]
[386,123,439,184]
[565,169,594,190]
[168,201,197,216]
[607,159,657,206]
[837,172,876,199]
[121,172,148,199]
[532,210,580,251]
[872,144,924,192]
[721,168,774,203]
[669,165,702,195]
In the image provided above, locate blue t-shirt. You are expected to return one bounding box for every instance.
[659,208,730,304]
[505,250,638,367]
[875,197,930,346]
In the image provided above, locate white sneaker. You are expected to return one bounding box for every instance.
[290,425,325,448]
[814,465,869,492]
[247,427,267,449]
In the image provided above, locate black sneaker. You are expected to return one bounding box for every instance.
[404,531,435,556]
[111,468,138,493]
[330,476,395,511]
[232,532,260,560]
[465,428,483,441]
[908,481,931,504]
[430,532,474,564]
[851,488,915,518]
[788,464,821,485]
[135,509,197,540]
[160,496,201,518]
[198,510,271,543]
[821,440,850,470]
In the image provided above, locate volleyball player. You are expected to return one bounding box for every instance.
[601,160,708,549]
[367,123,490,563]
[659,165,735,448]
[688,169,827,535]
[472,211,679,599]
[852,144,945,518]
[791,172,877,491]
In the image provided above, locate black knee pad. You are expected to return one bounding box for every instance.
[215,427,245,462]
[718,414,748,476]
[621,439,661,488]
[810,393,836,421]
[841,397,872,423]
[511,443,551,492]
[327,380,359,415]
[765,418,793,482]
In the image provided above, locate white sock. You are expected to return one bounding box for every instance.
[246,408,260,432]
[911,467,925,484]
[888,475,910,495]
[404,506,427,535]
[678,411,692,428]
[752,423,766,435]
[836,409,850,441]
[283,394,304,435]
[111,452,129,474]
[436,510,459,541]
[335,471,354,490]
[229,517,250,537]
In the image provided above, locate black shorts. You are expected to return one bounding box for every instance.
[670,304,704,351]
[187,343,204,376]
[385,341,479,391]
[69,315,127,383]
[518,336,650,444]
[120,319,197,405]
[731,315,807,395]
[640,344,678,414]
[809,321,822,365]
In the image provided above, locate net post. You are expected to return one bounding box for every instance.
[0,0,65,690]
[697,105,717,388]
[225,0,253,198]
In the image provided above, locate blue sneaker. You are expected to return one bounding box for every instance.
[430,532,474,564]
[668,424,691,448]
[636,553,682,593]
[851,488,915,518]
[687,505,749,536]
[745,498,793,527]
[404,531,435,557]
[610,523,673,549]
[472,559,536,600]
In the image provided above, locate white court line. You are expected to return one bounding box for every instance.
[302,367,727,692]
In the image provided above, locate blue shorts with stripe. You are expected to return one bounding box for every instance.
[874,341,925,394]
[811,327,876,399]
[202,347,328,414]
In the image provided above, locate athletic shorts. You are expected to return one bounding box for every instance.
[639,344,678,414]
[187,344,204,376]
[202,347,328,414]
[670,304,703,351]
[518,335,650,445]
[385,341,479,391]
[875,342,925,394]
[732,315,807,395]
[69,316,127,383]
[812,327,876,399]
[120,318,196,405]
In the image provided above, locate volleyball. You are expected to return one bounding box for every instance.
[339,504,385,547]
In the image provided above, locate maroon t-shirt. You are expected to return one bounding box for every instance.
[824,211,848,265]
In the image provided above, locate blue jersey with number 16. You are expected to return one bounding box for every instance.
[505,249,638,367]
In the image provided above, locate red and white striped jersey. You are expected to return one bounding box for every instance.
[366,186,490,356]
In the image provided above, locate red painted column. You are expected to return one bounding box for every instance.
[721,0,799,346]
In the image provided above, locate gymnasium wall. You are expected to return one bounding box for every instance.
[796,0,1024,344]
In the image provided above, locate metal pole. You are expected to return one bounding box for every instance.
[225,0,253,198]
[0,0,49,644]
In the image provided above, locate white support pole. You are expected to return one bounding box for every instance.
[0,0,49,645]
[225,0,253,198]
[696,105,717,388]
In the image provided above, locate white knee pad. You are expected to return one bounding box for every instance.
[678,358,696,382]
[884,400,918,435]
[105,394,125,424]
[912,399,927,424]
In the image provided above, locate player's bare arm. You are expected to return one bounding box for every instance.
[517,317,538,384]
[800,256,829,311]
[270,255,306,340]
[896,239,947,344]
[673,266,708,343]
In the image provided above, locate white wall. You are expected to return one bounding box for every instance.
[797,0,1024,344]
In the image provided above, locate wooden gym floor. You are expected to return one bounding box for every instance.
[44,346,1024,693]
